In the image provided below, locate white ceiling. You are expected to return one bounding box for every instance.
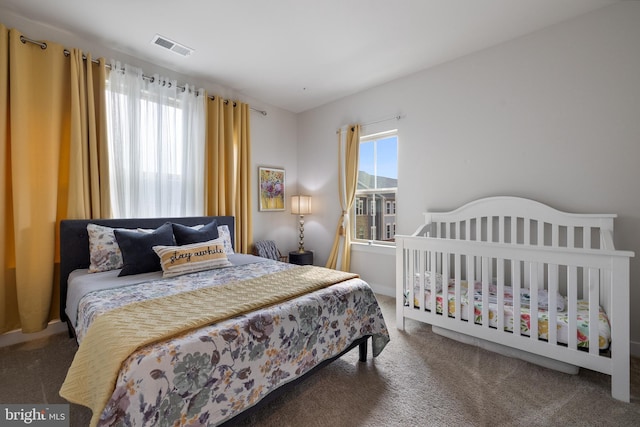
[0,0,620,113]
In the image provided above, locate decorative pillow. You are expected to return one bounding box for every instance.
[138,224,204,234]
[153,238,232,278]
[172,220,219,245]
[217,225,234,254]
[114,222,175,277]
[87,224,125,273]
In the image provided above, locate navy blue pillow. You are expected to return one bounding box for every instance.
[114,222,174,276]
[172,220,219,245]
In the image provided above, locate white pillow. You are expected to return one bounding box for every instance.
[217,225,234,254]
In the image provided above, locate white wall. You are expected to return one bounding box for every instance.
[251,106,301,253]
[297,2,640,351]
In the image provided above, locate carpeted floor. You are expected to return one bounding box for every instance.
[1,294,639,426]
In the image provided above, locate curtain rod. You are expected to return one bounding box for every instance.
[19,35,268,116]
[336,114,402,134]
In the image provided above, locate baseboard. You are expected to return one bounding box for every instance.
[0,320,67,348]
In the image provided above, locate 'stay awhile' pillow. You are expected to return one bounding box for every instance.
[153,238,232,278]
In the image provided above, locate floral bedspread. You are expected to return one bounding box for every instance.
[73,260,389,426]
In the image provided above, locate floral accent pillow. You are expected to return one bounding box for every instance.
[87,224,125,273]
[217,225,235,254]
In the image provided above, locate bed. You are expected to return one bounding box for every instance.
[395,197,634,402]
[58,216,390,426]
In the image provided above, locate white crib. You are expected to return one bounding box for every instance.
[395,196,634,402]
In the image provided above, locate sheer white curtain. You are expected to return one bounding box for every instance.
[105,61,206,218]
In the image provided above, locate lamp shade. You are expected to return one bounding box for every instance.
[291,195,312,215]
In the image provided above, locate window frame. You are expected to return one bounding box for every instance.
[352,129,398,246]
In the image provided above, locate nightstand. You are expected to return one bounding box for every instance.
[289,250,313,265]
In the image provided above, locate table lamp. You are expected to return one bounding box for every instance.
[291,195,312,253]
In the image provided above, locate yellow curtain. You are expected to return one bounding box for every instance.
[205,97,253,254]
[66,50,110,220]
[0,24,109,334]
[326,125,360,271]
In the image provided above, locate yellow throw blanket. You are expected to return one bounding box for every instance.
[60,266,358,426]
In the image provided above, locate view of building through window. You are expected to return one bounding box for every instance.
[354,130,398,243]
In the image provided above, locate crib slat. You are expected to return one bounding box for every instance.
[537,221,544,246]
[568,226,575,249]
[429,250,437,315]
[418,251,423,310]
[499,216,505,244]
[482,257,490,327]
[511,217,517,244]
[513,260,521,337]
[552,224,559,247]
[467,255,475,324]
[423,250,429,311]
[537,263,544,298]
[466,220,471,242]
[442,252,450,318]
[548,264,559,346]
[584,227,592,249]
[409,249,416,311]
[588,267,600,355]
[419,250,425,311]
[567,265,578,349]
[487,216,493,243]
[454,253,462,321]
[475,219,482,279]
[497,258,505,332]
[530,263,539,342]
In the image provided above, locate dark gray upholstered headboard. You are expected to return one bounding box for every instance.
[59,216,234,322]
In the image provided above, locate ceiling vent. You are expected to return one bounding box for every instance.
[151,34,193,57]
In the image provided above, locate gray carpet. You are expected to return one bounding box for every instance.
[1,295,639,426]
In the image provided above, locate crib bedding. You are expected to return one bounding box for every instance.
[66,256,390,426]
[412,279,611,350]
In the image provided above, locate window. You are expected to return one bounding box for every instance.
[105,65,205,218]
[353,130,398,244]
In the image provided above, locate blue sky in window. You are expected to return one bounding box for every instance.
[360,136,398,180]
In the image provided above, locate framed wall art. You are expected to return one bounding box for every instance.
[258,166,285,211]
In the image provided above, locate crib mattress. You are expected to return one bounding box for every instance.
[412,280,611,350]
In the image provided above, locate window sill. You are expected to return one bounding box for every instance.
[350,241,395,255]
